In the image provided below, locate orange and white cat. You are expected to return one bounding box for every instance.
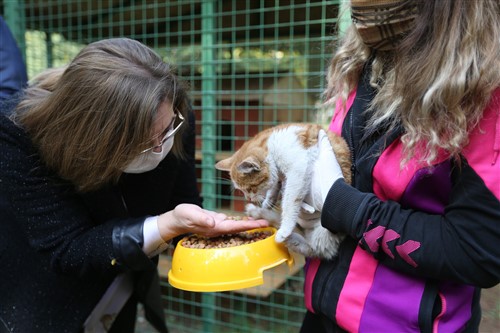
[215,123,351,259]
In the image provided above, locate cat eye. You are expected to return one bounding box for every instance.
[140,111,185,154]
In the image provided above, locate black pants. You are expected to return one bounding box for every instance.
[109,296,138,333]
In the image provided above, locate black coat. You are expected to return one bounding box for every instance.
[0,97,202,333]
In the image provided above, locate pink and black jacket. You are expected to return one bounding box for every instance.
[304,69,500,332]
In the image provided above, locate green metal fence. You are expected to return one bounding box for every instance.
[1,1,343,332]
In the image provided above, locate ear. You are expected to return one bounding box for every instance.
[215,158,232,171]
[237,157,261,174]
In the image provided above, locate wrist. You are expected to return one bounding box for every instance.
[157,210,181,242]
[321,180,371,238]
[142,216,171,257]
[320,177,344,207]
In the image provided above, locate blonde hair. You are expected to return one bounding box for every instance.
[326,0,500,163]
[12,38,189,192]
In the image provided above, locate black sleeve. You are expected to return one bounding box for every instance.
[0,115,152,279]
[321,160,500,288]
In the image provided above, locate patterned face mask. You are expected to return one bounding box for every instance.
[350,0,418,51]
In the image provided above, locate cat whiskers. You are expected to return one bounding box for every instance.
[267,201,281,212]
[259,197,280,211]
[214,176,242,197]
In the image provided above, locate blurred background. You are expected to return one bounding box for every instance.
[1,1,497,332]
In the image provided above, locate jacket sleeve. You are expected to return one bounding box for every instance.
[322,155,500,288]
[0,16,28,100]
[0,116,153,279]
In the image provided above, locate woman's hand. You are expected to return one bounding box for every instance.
[303,129,345,212]
[157,203,269,241]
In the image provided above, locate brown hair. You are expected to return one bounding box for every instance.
[326,0,500,163]
[12,38,190,192]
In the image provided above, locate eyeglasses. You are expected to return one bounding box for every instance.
[140,111,185,153]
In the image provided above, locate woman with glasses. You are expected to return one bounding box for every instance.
[0,38,267,333]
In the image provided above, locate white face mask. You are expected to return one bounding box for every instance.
[122,137,174,174]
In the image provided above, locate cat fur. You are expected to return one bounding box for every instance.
[215,123,351,260]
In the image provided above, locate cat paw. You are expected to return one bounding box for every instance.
[245,203,262,218]
[275,229,291,243]
[282,232,313,257]
[245,203,281,224]
[309,228,345,260]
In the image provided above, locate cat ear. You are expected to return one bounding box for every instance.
[237,157,261,174]
[215,158,232,171]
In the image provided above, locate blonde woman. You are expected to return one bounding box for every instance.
[0,38,267,332]
[294,1,500,332]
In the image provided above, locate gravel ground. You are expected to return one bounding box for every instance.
[479,284,500,332]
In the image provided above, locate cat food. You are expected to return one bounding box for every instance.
[182,230,272,249]
[226,215,249,221]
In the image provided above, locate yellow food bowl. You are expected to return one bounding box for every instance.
[167,227,294,292]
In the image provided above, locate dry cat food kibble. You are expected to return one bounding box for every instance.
[182,230,272,249]
[226,215,249,221]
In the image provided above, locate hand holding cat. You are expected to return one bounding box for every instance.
[304,129,345,213]
[157,203,269,240]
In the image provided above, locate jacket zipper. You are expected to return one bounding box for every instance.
[315,110,357,315]
[348,109,357,185]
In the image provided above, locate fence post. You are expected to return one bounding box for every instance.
[200,1,217,332]
[337,0,351,36]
